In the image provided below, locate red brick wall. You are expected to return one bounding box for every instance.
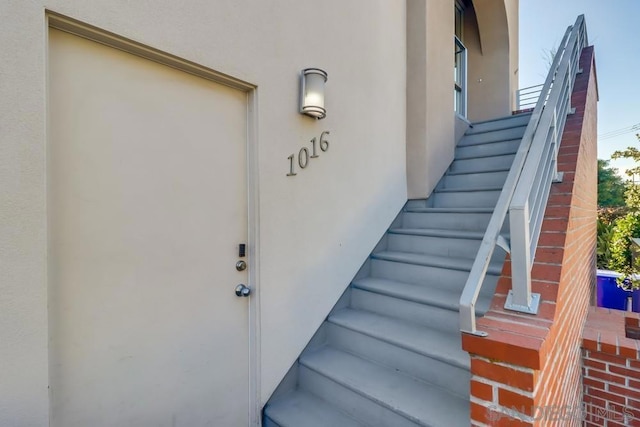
[462,46,598,426]
[582,308,640,426]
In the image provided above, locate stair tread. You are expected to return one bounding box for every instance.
[351,277,492,317]
[457,136,521,145]
[442,170,509,185]
[455,138,522,151]
[300,347,469,426]
[403,207,495,214]
[371,250,503,275]
[453,152,515,160]
[329,307,470,369]
[435,185,503,193]
[468,112,531,128]
[455,140,520,159]
[265,390,367,427]
[446,166,511,176]
[463,123,528,137]
[455,151,518,160]
[457,136,525,147]
[389,227,485,239]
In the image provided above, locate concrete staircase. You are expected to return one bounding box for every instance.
[263,113,531,427]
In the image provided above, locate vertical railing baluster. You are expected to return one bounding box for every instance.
[509,201,535,310]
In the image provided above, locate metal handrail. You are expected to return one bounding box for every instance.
[516,84,544,110]
[459,15,588,336]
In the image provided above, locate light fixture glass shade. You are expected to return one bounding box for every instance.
[300,68,327,119]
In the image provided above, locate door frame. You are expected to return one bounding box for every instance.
[45,11,262,426]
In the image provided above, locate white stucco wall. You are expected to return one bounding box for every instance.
[405,0,519,199]
[466,0,519,121]
[406,0,455,200]
[0,1,407,424]
[505,0,520,111]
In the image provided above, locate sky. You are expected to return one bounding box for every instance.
[519,0,640,179]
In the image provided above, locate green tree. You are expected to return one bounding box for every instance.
[611,134,640,178]
[607,134,640,287]
[598,159,626,207]
[597,218,614,269]
[609,211,640,288]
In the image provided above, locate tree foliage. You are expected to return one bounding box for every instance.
[611,135,640,177]
[598,159,626,207]
[609,212,640,288]
[604,133,640,288]
[597,218,615,269]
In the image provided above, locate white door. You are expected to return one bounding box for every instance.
[48,28,250,427]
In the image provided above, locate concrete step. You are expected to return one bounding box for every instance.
[405,199,428,210]
[449,153,515,174]
[401,207,495,232]
[371,250,503,275]
[458,124,527,146]
[369,255,502,293]
[326,308,470,397]
[350,287,461,333]
[351,277,494,314]
[387,228,484,259]
[389,227,486,239]
[436,185,503,193]
[369,256,468,290]
[455,138,521,159]
[432,188,502,208]
[349,278,497,334]
[299,347,470,427]
[264,390,366,427]
[465,112,531,135]
[440,170,509,190]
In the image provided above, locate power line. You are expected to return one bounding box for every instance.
[600,123,640,136]
[599,125,640,139]
[599,123,640,140]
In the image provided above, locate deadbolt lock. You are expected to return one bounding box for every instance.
[236,260,247,271]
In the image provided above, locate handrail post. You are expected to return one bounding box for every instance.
[506,201,541,314]
[552,107,561,182]
[516,89,521,110]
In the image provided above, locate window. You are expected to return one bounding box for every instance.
[454,2,467,117]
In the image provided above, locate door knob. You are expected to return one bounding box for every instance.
[235,284,251,297]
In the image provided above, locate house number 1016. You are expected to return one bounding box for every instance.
[286,131,330,176]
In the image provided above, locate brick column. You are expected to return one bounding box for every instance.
[462,46,598,426]
[582,308,640,426]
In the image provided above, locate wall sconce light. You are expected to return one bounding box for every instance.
[300,68,328,120]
